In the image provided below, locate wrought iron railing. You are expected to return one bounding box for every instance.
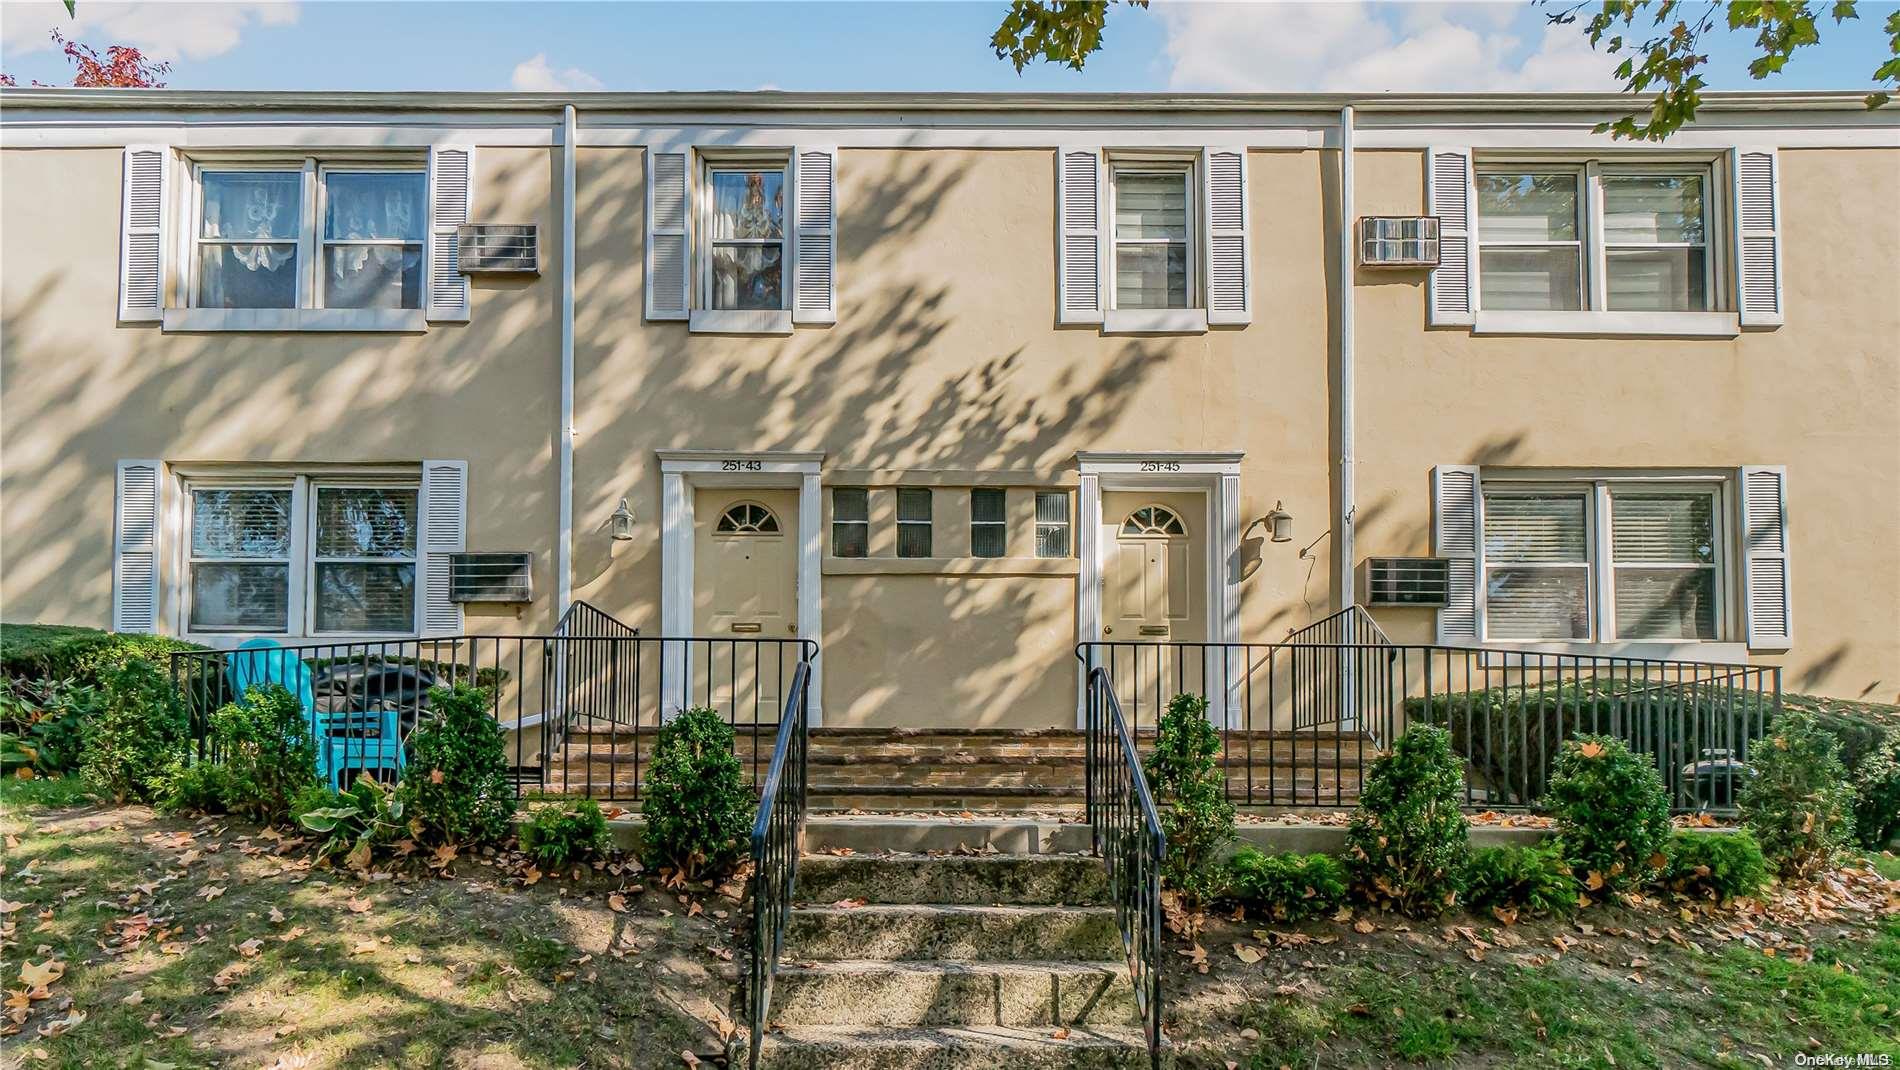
[1078,627,1779,814]
[1082,665,1165,1069]
[168,608,817,801]
[746,660,812,1070]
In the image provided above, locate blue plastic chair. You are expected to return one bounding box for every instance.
[225,638,405,789]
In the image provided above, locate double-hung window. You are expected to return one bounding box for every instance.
[1481,481,1724,643]
[1110,164,1193,310]
[704,161,787,311]
[970,489,1007,558]
[186,476,419,636]
[192,162,427,311]
[1475,163,1714,315]
[896,488,933,559]
[1035,492,1072,558]
[831,487,868,558]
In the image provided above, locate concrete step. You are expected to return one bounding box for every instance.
[751,1024,1157,1070]
[797,853,1107,907]
[786,904,1122,962]
[768,959,1136,1028]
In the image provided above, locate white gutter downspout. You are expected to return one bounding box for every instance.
[556,103,577,615]
[1336,104,1356,614]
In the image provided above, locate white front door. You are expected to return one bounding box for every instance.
[693,488,798,719]
[1101,492,1204,645]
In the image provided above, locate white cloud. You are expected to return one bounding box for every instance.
[509,53,603,92]
[1155,0,1621,93]
[0,1,298,63]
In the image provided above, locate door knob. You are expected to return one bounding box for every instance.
[1104,626,1114,635]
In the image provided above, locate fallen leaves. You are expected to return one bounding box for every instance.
[18,960,63,998]
[345,896,373,914]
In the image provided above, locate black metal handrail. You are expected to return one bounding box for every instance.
[1077,634,1780,814]
[1082,665,1165,1069]
[168,624,817,801]
[746,659,812,1070]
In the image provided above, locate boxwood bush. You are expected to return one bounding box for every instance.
[521,798,613,871]
[1223,847,1347,922]
[1461,843,1579,918]
[81,659,188,804]
[1143,692,1235,904]
[1740,711,1855,879]
[1658,830,1769,902]
[0,624,204,688]
[399,683,516,849]
[1544,734,1672,895]
[1345,725,1469,916]
[642,707,753,880]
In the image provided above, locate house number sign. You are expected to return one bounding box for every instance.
[720,460,765,472]
[1139,461,1183,473]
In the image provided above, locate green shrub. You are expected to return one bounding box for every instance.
[1223,847,1347,921]
[81,659,187,804]
[0,624,204,689]
[1659,830,1770,902]
[1461,843,1579,918]
[521,799,613,871]
[1846,734,1900,849]
[298,776,406,869]
[642,707,753,880]
[202,685,319,824]
[1142,692,1236,904]
[1345,726,1470,916]
[1740,711,1856,879]
[398,683,515,849]
[155,757,235,815]
[0,678,96,777]
[1543,734,1671,895]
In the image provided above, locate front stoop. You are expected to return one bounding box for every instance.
[750,850,1167,1069]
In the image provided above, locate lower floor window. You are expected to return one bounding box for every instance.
[1482,480,1722,643]
[188,477,418,635]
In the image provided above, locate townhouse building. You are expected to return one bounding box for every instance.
[2,88,1895,740]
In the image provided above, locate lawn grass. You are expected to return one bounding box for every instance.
[1,796,736,1068]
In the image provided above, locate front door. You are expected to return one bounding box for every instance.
[1101,492,1204,645]
[693,488,798,720]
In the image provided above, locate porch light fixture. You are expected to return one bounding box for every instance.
[1263,502,1294,543]
[609,498,637,541]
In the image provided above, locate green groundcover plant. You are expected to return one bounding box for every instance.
[1224,847,1348,922]
[1658,830,1770,903]
[1461,843,1579,919]
[521,798,613,871]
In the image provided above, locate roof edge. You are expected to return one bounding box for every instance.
[0,87,1890,115]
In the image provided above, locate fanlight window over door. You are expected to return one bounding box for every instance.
[1120,505,1186,537]
[714,502,781,535]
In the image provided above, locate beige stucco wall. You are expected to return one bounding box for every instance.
[1348,146,1900,703]
[3,129,1893,728]
[0,145,566,636]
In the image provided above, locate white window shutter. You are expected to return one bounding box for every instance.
[1427,148,1475,326]
[646,150,690,321]
[1432,464,1482,644]
[1057,147,1103,325]
[427,146,472,322]
[119,146,167,322]
[792,146,837,324]
[113,460,163,633]
[1732,148,1783,328]
[419,460,468,637]
[1203,146,1250,325]
[1739,465,1792,650]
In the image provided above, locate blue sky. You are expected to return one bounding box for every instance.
[2,1,1894,94]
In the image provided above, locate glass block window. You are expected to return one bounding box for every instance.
[970,489,1007,558]
[1035,491,1071,559]
[831,487,868,558]
[896,488,932,559]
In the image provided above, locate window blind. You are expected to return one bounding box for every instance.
[1483,493,1589,640]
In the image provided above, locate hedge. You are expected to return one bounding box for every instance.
[1,624,205,686]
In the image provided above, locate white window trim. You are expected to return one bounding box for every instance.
[1471,156,1737,338]
[184,480,297,636]
[174,468,422,643]
[172,154,431,333]
[314,161,428,312]
[1474,162,1588,313]
[694,154,790,327]
[1478,475,1733,649]
[307,482,421,637]
[1104,156,1206,335]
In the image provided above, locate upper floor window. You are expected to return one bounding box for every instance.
[704,161,786,311]
[1476,164,1712,315]
[193,163,426,311]
[1110,164,1192,310]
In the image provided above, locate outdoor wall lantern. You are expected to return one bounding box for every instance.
[1263,501,1294,543]
[609,498,637,541]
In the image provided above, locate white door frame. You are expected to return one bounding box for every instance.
[658,449,824,725]
[1076,451,1243,728]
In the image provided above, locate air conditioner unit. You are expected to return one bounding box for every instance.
[1357,557,1451,607]
[1357,216,1440,268]
[456,224,540,275]
[449,552,534,603]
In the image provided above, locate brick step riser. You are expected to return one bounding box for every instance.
[768,963,1136,1028]
[784,906,1124,962]
[795,855,1108,907]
